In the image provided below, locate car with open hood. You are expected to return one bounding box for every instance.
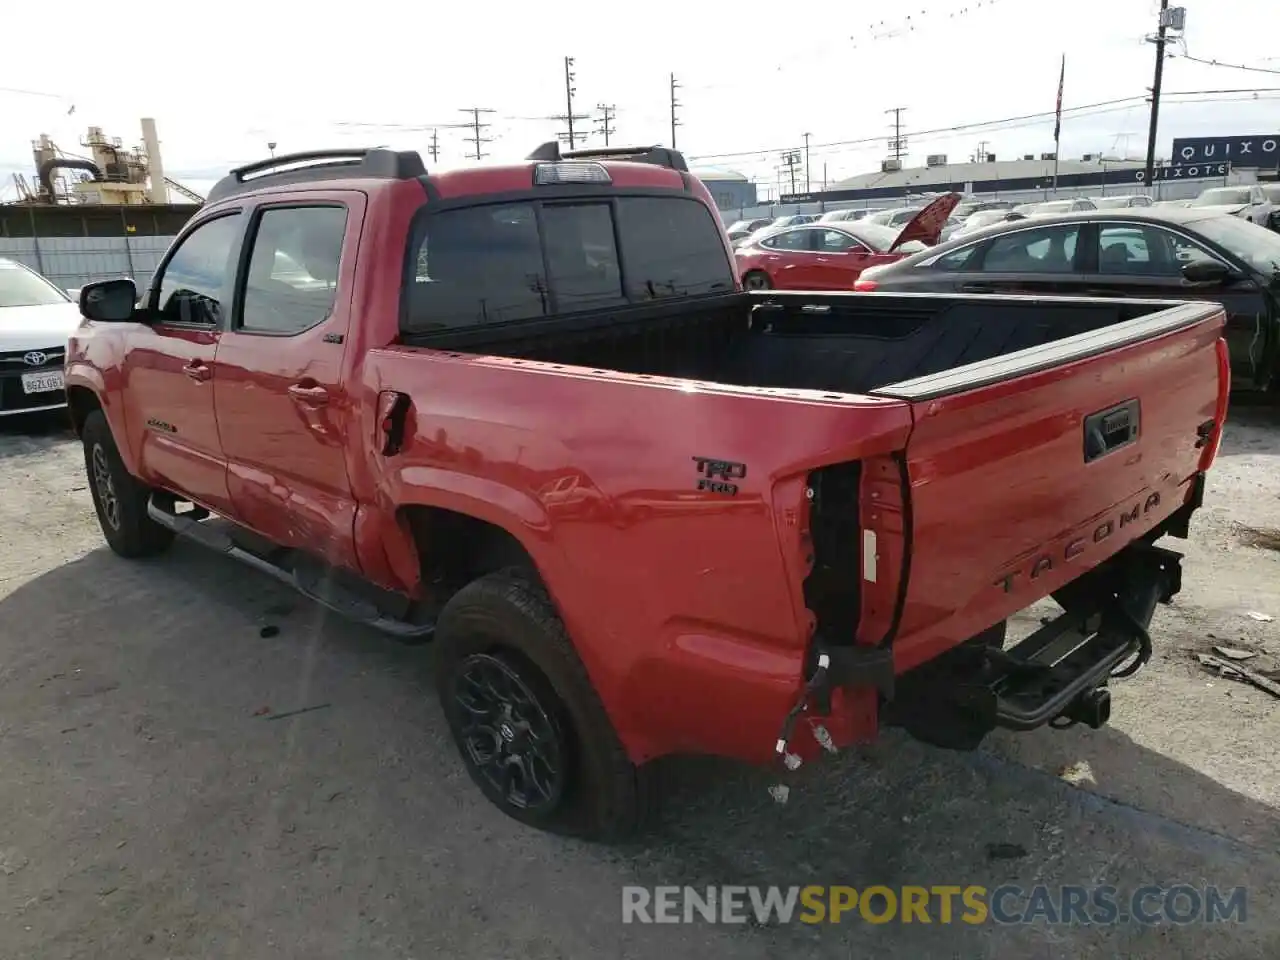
[735,193,960,290]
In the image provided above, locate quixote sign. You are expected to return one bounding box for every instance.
[1135,162,1230,183]
[1170,135,1280,166]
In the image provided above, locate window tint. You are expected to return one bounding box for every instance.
[819,230,861,253]
[981,224,1080,274]
[1096,224,1220,277]
[155,214,242,325]
[240,206,347,334]
[409,203,548,330]
[760,230,811,251]
[403,196,732,333]
[542,203,624,311]
[1097,226,1152,273]
[932,245,978,271]
[614,197,734,298]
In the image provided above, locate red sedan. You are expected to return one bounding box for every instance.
[735,193,960,291]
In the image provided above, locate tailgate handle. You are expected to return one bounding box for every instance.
[1084,398,1140,463]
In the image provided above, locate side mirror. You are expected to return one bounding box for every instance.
[1181,260,1234,286]
[80,278,138,322]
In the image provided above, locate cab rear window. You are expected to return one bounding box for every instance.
[403,196,733,333]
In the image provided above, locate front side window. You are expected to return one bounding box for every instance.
[240,206,347,335]
[154,214,242,326]
[981,224,1080,274]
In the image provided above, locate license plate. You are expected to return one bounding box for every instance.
[21,370,64,395]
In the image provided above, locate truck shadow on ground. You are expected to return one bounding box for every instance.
[0,409,75,460]
[1,544,1277,960]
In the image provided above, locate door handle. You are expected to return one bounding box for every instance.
[288,382,330,406]
[183,361,211,382]
[959,282,995,293]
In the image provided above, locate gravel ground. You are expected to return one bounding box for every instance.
[0,408,1278,959]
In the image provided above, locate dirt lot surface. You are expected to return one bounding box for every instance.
[1,409,1279,959]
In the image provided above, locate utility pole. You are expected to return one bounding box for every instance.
[563,57,579,148]
[781,150,801,195]
[428,128,439,163]
[1144,0,1172,187]
[802,132,812,192]
[885,107,907,162]
[460,107,495,160]
[669,73,681,148]
[594,104,616,146]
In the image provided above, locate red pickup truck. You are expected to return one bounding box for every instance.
[66,144,1230,840]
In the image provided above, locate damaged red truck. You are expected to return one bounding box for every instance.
[66,144,1230,840]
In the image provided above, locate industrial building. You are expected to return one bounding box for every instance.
[692,168,758,211]
[0,119,201,291]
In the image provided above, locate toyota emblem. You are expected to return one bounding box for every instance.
[22,351,47,367]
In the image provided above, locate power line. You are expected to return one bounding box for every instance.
[595,104,617,146]
[1144,0,1171,187]
[563,57,579,148]
[685,88,1280,162]
[669,73,682,148]
[802,132,812,192]
[1174,52,1280,76]
[459,107,495,160]
[885,107,907,162]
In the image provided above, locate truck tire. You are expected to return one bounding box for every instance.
[82,410,174,558]
[434,568,650,841]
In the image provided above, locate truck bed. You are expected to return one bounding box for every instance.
[405,290,1189,397]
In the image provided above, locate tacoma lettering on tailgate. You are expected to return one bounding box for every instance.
[993,492,1162,594]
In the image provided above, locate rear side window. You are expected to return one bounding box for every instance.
[404,195,732,333]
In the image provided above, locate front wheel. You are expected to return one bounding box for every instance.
[742,270,772,291]
[82,410,174,558]
[434,569,651,841]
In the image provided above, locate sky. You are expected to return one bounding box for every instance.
[1,0,1277,202]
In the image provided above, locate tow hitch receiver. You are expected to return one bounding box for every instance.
[887,543,1182,751]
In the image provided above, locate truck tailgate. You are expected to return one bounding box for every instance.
[871,300,1227,672]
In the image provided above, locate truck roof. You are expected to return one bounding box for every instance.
[205,143,695,205]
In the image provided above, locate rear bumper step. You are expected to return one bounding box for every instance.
[886,542,1182,750]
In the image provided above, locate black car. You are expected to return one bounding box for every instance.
[854,208,1280,390]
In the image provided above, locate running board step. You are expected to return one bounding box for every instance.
[146,498,435,641]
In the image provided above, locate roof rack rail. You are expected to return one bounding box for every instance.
[206,147,427,203]
[524,141,689,173]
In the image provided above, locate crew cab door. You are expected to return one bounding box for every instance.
[125,211,244,515]
[213,193,363,564]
